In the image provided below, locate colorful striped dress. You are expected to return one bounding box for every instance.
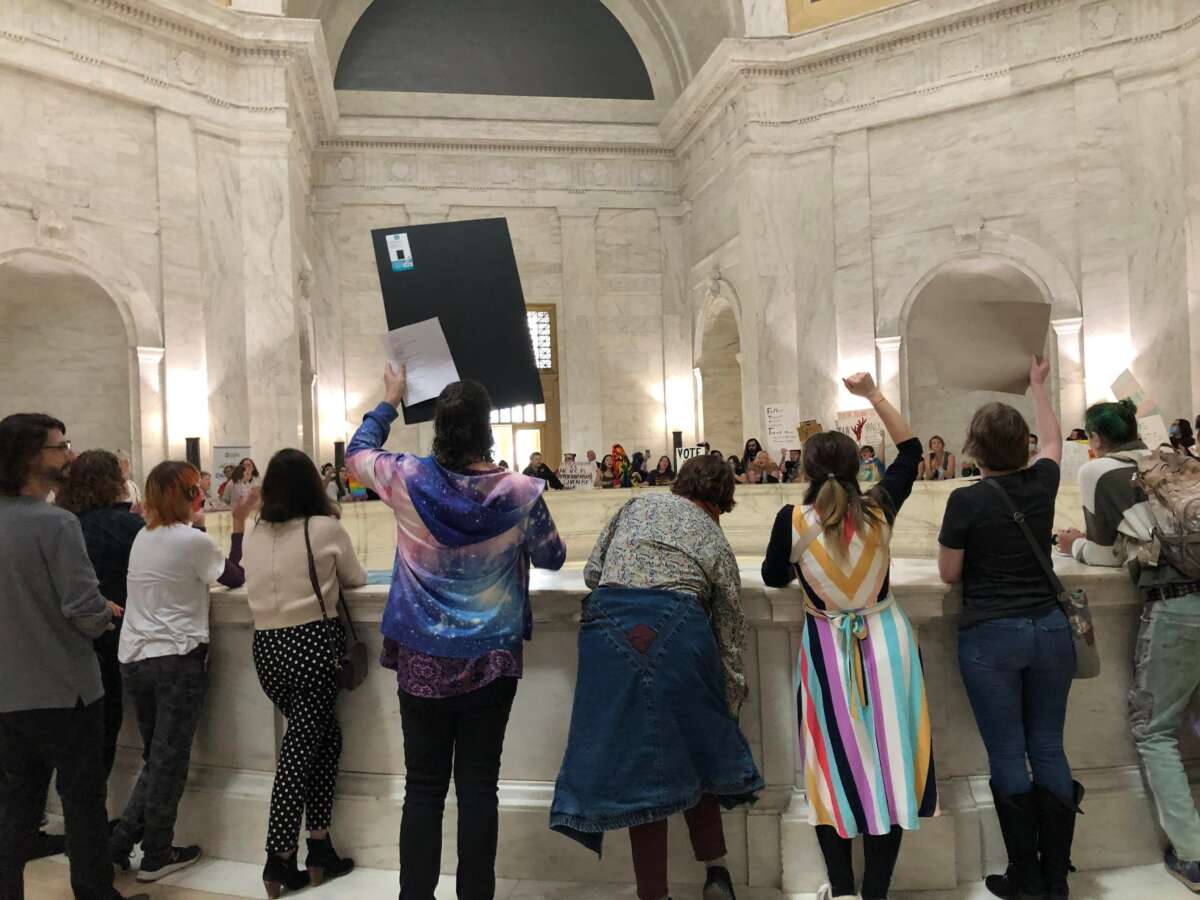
[761,437,938,838]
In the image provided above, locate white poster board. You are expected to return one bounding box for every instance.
[557,459,595,490]
[764,403,799,457]
[836,409,887,462]
[1112,369,1160,417]
[1138,414,1171,450]
[1059,441,1092,484]
[212,446,250,478]
[675,445,707,471]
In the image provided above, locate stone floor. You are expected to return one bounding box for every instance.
[24,855,1193,898]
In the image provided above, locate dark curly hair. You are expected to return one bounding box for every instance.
[0,413,66,497]
[55,450,125,514]
[672,454,736,513]
[432,381,495,474]
[259,448,338,523]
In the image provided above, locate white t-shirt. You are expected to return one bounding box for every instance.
[119,524,227,664]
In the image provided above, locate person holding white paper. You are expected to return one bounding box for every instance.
[345,364,567,900]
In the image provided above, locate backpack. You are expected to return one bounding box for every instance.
[1121,447,1200,578]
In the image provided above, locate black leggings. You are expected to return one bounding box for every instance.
[816,824,903,900]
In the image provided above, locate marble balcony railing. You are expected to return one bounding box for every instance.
[93,554,1195,895]
[204,481,1087,566]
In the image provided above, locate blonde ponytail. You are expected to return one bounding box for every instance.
[813,475,887,559]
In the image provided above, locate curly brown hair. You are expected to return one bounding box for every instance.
[55,450,126,514]
[672,454,736,513]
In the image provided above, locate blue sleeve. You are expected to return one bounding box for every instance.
[526,497,567,571]
[346,403,404,506]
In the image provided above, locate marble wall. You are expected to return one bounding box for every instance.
[0,266,132,456]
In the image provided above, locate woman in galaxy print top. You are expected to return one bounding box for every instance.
[345,364,566,900]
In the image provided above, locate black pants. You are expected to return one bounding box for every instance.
[0,699,114,900]
[816,824,903,900]
[112,653,208,859]
[94,630,123,779]
[252,620,343,853]
[398,677,518,900]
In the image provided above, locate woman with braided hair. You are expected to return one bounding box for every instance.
[761,373,935,900]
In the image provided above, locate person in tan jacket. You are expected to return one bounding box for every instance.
[242,449,367,897]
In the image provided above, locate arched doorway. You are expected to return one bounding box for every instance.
[903,256,1051,463]
[0,256,134,456]
[697,295,743,458]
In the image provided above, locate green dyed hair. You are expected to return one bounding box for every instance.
[1084,398,1139,448]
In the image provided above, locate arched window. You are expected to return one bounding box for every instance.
[335,0,654,99]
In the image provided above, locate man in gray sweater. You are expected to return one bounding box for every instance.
[0,413,146,900]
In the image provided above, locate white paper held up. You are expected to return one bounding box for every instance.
[382,318,460,407]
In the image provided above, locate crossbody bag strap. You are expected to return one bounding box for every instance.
[303,517,333,621]
[983,477,1067,597]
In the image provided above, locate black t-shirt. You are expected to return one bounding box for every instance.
[937,458,1061,628]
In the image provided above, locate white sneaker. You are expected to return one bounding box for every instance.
[815,884,860,900]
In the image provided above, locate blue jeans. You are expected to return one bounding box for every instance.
[958,608,1075,802]
[1129,592,1200,860]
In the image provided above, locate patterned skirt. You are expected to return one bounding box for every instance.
[797,599,938,837]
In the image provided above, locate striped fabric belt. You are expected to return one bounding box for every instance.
[803,595,895,720]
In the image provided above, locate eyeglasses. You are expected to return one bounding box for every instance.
[42,441,71,452]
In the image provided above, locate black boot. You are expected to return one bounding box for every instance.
[986,784,1047,900]
[1035,781,1084,899]
[305,835,354,886]
[263,850,311,898]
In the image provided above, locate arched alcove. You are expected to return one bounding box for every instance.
[0,256,133,455]
[903,256,1050,462]
[697,294,743,458]
[335,0,655,99]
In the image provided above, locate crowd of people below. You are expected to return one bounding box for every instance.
[2,359,1200,900]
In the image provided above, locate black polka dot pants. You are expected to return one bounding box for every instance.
[252,619,344,854]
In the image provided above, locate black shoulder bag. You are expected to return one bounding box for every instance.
[984,478,1100,679]
[303,518,369,691]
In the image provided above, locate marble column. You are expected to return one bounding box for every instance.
[876,336,902,413]
[742,0,789,36]
[155,110,210,462]
[1121,76,1191,417]
[135,346,167,476]
[832,130,878,410]
[1074,76,1133,404]
[1052,318,1086,432]
[736,150,837,436]
[1185,72,1200,417]
[311,205,347,465]
[240,136,303,458]
[197,131,249,452]
[658,205,696,448]
[558,208,603,455]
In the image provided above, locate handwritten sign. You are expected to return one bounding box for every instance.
[557,459,596,490]
[1138,414,1171,450]
[796,419,824,444]
[675,445,707,471]
[836,409,887,462]
[764,403,799,456]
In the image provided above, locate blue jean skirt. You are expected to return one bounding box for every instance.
[549,587,763,855]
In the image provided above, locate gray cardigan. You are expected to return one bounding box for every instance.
[0,496,112,712]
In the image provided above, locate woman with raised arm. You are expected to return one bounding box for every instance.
[937,357,1079,900]
[761,373,935,900]
[346,365,566,900]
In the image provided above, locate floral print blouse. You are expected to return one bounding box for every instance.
[584,492,747,715]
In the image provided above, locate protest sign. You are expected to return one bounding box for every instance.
[796,420,823,444]
[836,409,887,462]
[1112,369,1161,417]
[557,459,595,490]
[764,403,799,456]
[676,445,707,470]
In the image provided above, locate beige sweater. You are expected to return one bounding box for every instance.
[242,515,368,630]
